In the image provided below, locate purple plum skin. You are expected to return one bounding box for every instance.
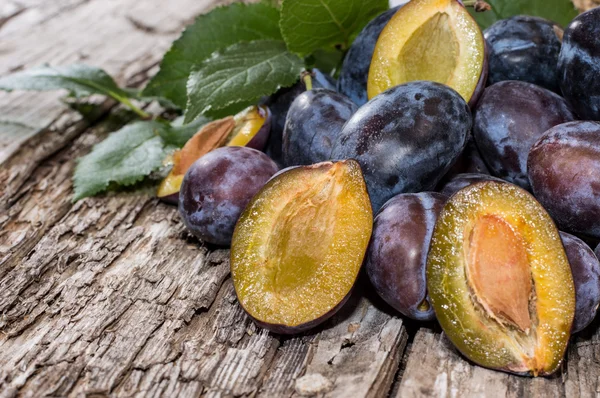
[263,69,336,164]
[282,89,357,167]
[561,232,600,333]
[440,173,505,198]
[484,16,563,93]
[179,147,279,246]
[473,81,576,190]
[558,7,600,120]
[528,121,600,239]
[366,192,446,321]
[331,81,471,213]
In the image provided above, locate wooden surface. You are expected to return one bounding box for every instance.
[1,0,599,397]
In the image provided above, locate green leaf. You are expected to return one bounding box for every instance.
[0,64,130,99]
[468,0,578,29]
[185,40,303,123]
[73,121,170,201]
[159,115,212,147]
[143,2,282,109]
[280,0,389,55]
[0,64,150,118]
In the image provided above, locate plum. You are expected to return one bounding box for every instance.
[231,160,372,334]
[428,181,575,376]
[331,81,470,212]
[473,81,575,189]
[528,121,600,239]
[560,232,600,333]
[484,16,563,92]
[596,244,600,260]
[337,6,401,106]
[440,173,504,197]
[158,106,271,204]
[368,0,487,106]
[282,89,357,167]
[365,192,446,321]
[558,7,600,120]
[263,69,336,164]
[178,146,278,246]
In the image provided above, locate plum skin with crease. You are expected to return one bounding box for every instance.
[366,192,446,321]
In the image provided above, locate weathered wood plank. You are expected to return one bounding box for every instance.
[0,111,134,282]
[259,290,407,398]
[0,197,237,396]
[395,328,567,398]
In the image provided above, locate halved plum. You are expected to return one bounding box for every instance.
[231,160,373,334]
[367,0,486,105]
[427,181,575,376]
[158,105,271,203]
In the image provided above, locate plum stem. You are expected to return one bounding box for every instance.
[461,0,492,12]
[302,71,313,91]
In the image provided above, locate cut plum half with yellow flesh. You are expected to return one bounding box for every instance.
[427,181,575,376]
[231,160,373,334]
[367,0,486,105]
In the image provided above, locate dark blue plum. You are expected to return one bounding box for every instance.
[282,89,357,167]
[179,147,279,246]
[558,7,600,120]
[366,192,446,321]
[473,81,575,190]
[440,173,504,198]
[596,244,600,260]
[484,16,563,92]
[263,70,336,164]
[337,6,401,106]
[331,81,470,213]
[560,232,600,333]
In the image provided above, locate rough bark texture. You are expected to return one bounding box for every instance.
[1,0,599,397]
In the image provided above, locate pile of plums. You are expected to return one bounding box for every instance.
[165,0,600,377]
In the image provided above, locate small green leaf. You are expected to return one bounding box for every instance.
[0,64,130,99]
[280,0,389,55]
[185,40,303,123]
[73,121,170,201]
[0,64,150,118]
[468,0,578,29]
[143,2,282,109]
[159,115,212,147]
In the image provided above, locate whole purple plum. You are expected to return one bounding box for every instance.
[561,232,600,333]
[528,121,600,239]
[473,81,575,189]
[331,81,470,213]
[179,147,279,246]
[282,89,357,167]
[365,192,446,321]
[263,69,336,164]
